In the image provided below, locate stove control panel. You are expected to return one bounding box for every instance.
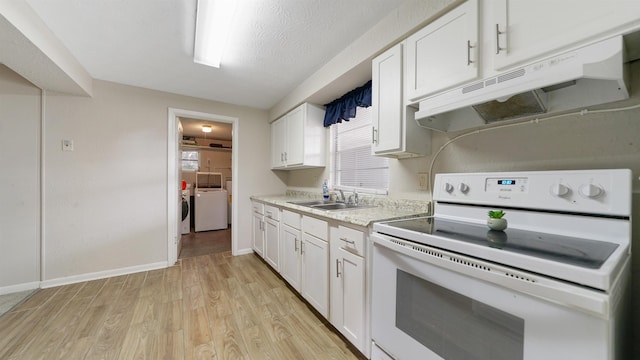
[434,169,631,216]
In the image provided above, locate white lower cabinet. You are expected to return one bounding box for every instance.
[280,223,301,290]
[300,215,329,317]
[264,217,280,270]
[279,213,329,317]
[260,204,370,356]
[264,205,280,271]
[301,233,329,317]
[330,225,367,355]
[251,202,264,257]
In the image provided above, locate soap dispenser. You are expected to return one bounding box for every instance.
[322,180,329,200]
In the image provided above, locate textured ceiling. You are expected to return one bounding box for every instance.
[24,0,405,110]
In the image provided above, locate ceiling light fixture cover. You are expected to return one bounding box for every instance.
[202,125,212,133]
[193,0,238,68]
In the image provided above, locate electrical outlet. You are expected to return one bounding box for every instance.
[417,172,429,191]
[62,139,74,151]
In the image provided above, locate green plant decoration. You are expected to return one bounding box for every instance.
[488,210,506,219]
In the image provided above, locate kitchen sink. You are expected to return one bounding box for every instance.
[288,200,372,211]
[287,200,334,206]
[311,203,359,210]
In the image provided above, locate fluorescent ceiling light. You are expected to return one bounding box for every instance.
[194,0,238,68]
[202,125,212,133]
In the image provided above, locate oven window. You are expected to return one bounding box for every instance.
[396,270,524,360]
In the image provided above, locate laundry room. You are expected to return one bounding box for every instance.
[178,117,233,258]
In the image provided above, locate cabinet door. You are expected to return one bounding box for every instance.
[492,0,640,70]
[336,247,366,352]
[301,233,329,317]
[285,105,305,166]
[405,0,478,102]
[264,217,280,271]
[271,117,286,169]
[252,213,264,257]
[280,225,301,291]
[372,43,403,154]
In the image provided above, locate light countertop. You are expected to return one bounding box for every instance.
[250,193,430,227]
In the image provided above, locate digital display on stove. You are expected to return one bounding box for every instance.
[485,177,528,193]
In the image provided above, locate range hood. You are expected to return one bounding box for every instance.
[415,36,629,132]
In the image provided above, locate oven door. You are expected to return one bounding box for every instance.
[371,232,616,360]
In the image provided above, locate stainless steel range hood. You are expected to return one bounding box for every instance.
[415,36,629,132]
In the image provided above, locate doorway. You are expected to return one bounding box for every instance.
[179,118,232,258]
[167,108,238,265]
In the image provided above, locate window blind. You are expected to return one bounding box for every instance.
[331,106,389,192]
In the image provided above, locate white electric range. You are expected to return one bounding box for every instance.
[371,169,632,360]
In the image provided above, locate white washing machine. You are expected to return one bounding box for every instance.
[181,189,190,234]
[195,188,228,231]
[194,172,228,232]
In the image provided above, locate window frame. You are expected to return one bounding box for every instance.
[329,106,389,195]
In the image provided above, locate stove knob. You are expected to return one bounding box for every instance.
[459,183,470,194]
[444,182,454,193]
[551,183,569,197]
[579,184,603,198]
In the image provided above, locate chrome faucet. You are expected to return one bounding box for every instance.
[338,189,346,202]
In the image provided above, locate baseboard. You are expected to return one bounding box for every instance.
[234,248,254,256]
[40,261,169,289]
[0,281,40,295]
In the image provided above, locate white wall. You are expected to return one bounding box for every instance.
[0,72,285,289]
[0,65,40,293]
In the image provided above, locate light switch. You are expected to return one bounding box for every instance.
[62,139,74,151]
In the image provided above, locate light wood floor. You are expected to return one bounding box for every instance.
[180,229,231,259]
[0,252,363,360]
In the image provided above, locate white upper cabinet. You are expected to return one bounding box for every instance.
[490,0,640,70]
[405,0,479,103]
[371,43,431,158]
[271,103,326,170]
[270,117,286,169]
[372,43,402,154]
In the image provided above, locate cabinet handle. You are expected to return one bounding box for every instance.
[372,127,377,144]
[340,237,355,245]
[294,238,298,252]
[300,241,305,254]
[495,24,505,54]
[336,259,341,278]
[467,40,474,65]
[280,153,284,162]
[284,152,288,161]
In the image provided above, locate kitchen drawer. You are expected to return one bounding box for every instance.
[303,215,328,240]
[337,226,365,257]
[282,209,301,229]
[252,202,264,215]
[264,204,280,221]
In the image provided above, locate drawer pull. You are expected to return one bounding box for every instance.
[340,237,355,245]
